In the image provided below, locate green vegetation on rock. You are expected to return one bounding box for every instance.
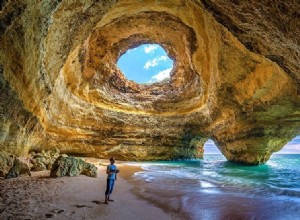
[50,156,97,178]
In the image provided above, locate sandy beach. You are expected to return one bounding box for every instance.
[0,158,177,220]
[2,156,300,220]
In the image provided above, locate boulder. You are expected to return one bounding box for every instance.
[0,152,15,177]
[5,158,31,179]
[50,156,97,178]
[31,149,60,171]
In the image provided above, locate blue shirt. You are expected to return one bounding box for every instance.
[107,164,117,179]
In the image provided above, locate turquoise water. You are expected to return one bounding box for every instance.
[129,154,300,219]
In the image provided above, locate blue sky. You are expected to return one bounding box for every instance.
[204,136,300,154]
[117,44,173,84]
[117,45,300,155]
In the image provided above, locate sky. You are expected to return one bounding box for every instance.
[117,44,173,84]
[116,45,300,155]
[204,136,300,154]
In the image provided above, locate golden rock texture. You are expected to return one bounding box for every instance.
[0,0,299,164]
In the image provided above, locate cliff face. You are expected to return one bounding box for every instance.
[0,65,44,156]
[0,0,299,164]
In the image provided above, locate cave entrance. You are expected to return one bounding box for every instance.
[274,135,300,154]
[202,139,226,160]
[203,139,221,155]
[117,44,174,84]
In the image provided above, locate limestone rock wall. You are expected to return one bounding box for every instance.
[199,0,300,87]
[0,0,299,164]
[0,65,44,156]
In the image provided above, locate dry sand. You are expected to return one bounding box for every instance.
[0,158,177,220]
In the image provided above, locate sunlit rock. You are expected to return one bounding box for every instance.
[50,156,97,178]
[0,0,299,165]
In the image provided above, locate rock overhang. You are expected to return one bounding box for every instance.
[62,8,207,115]
[0,0,299,164]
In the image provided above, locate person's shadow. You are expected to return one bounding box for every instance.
[91,200,106,205]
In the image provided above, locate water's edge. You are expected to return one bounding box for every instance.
[126,154,300,220]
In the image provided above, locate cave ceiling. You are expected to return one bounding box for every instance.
[0,0,299,164]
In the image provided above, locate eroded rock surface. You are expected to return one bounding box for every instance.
[0,67,44,156]
[0,0,299,164]
[5,158,31,179]
[50,156,97,178]
[30,149,61,171]
[0,151,15,177]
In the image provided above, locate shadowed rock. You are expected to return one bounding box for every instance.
[5,158,31,179]
[0,152,15,177]
[50,156,97,178]
[30,149,60,171]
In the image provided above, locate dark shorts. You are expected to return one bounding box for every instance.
[105,179,115,195]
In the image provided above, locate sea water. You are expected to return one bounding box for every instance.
[128,154,300,220]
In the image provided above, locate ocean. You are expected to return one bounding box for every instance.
[127,154,300,220]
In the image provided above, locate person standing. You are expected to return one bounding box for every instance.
[104,157,119,204]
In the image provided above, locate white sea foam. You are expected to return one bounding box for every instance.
[129,155,300,219]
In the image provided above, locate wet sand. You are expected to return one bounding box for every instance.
[128,162,300,220]
[0,159,175,220]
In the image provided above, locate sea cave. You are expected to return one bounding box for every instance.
[0,1,299,168]
[1,1,300,219]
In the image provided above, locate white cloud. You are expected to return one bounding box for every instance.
[144,59,158,70]
[144,45,158,54]
[126,48,137,53]
[274,142,300,154]
[284,143,300,149]
[149,68,172,83]
[159,56,167,61]
[205,139,215,145]
[144,56,168,70]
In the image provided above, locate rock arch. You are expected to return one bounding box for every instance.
[0,0,299,164]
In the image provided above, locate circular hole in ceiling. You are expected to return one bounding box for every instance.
[117,44,174,84]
